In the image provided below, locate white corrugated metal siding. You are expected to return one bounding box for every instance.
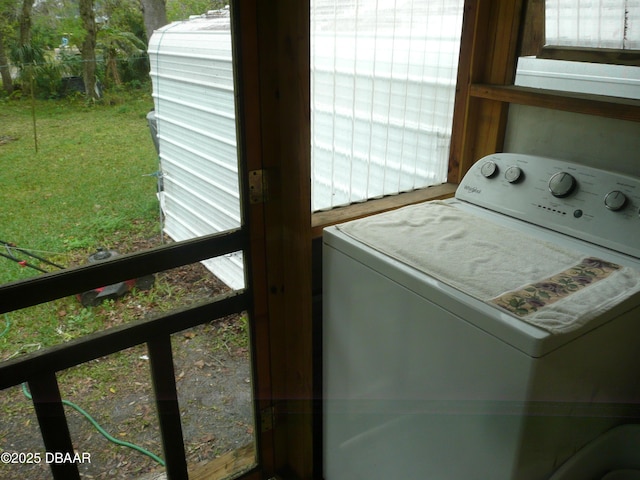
[546,0,640,49]
[311,1,464,211]
[148,11,244,290]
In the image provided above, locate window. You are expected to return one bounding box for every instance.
[310,0,464,211]
[546,0,640,49]
[516,0,640,99]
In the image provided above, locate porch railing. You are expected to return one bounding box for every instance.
[0,229,251,480]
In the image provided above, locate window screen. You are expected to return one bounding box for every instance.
[545,0,640,49]
[311,0,464,211]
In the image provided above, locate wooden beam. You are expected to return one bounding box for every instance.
[449,0,526,183]
[148,335,189,480]
[469,84,640,123]
[245,0,314,478]
[0,292,248,390]
[539,46,640,67]
[311,183,457,238]
[231,0,277,475]
[449,0,478,183]
[270,2,313,477]
[0,229,247,314]
[520,0,545,57]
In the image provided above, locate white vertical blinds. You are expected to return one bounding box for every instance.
[546,0,640,49]
[310,0,464,211]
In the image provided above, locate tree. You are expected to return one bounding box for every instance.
[9,44,49,151]
[0,0,19,94]
[79,0,99,100]
[139,0,167,42]
[1,0,156,97]
[143,0,230,39]
[99,26,146,86]
[0,32,13,94]
[19,0,32,44]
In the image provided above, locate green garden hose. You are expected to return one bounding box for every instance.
[3,311,165,467]
[21,383,165,467]
[1,314,9,338]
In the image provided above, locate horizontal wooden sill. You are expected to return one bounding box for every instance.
[469,84,640,123]
[539,46,640,67]
[311,182,457,238]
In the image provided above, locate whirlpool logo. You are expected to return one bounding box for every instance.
[464,185,481,194]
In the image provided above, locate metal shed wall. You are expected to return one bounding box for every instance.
[148,13,244,290]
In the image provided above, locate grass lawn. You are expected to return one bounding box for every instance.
[0,89,160,285]
[0,86,167,373]
[0,87,167,355]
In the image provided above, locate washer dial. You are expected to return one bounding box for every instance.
[548,172,577,198]
[504,166,523,183]
[604,190,627,211]
[480,161,498,178]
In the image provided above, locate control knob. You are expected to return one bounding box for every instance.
[480,160,498,178]
[504,166,523,183]
[604,190,627,211]
[548,172,577,198]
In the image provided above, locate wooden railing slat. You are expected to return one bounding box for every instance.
[148,335,189,480]
[0,290,248,390]
[0,228,247,314]
[28,373,81,480]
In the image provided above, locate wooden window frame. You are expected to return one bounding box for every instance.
[537,46,640,67]
[515,0,640,119]
[521,0,640,66]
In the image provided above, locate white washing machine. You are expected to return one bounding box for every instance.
[323,153,640,480]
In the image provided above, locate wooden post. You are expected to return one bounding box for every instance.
[449,0,526,183]
[520,0,545,57]
[28,374,80,480]
[233,1,314,477]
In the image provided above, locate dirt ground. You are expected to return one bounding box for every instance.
[0,249,255,479]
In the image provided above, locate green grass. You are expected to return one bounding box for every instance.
[0,88,160,285]
[0,87,164,360]
[0,84,246,383]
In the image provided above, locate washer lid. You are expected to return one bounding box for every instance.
[336,201,640,335]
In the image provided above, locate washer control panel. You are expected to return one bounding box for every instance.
[456,153,640,258]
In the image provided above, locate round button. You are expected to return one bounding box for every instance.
[480,161,498,178]
[548,172,577,198]
[504,166,523,183]
[604,190,627,211]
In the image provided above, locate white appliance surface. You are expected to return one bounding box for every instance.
[323,153,640,480]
